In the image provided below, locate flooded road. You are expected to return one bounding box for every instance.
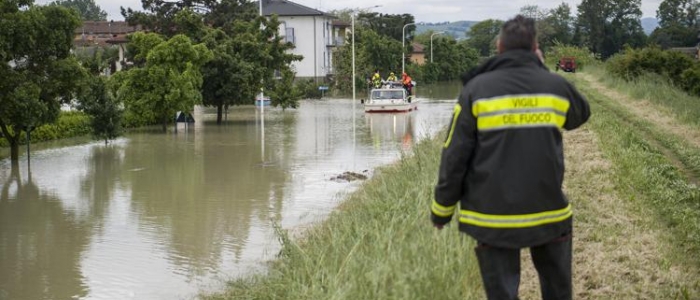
[0,82,461,300]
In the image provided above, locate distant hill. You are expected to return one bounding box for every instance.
[416,21,477,41]
[417,18,658,40]
[641,17,659,35]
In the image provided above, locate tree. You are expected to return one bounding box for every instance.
[78,77,123,144]
[466,19,504,56]
[515,4,574,52]
[114,33,212,132]
[547,3,574,46]
[0,3,86,164]
[200,15,301,124]
[356,13,415,42]
[657,0,699,28]
[650,0,699,47]
[121,0,256,37]
[268,69,303,110]
[576,0,647,58]
[123,1,299,124]
[413,32,479,83]
[50,0,107,21]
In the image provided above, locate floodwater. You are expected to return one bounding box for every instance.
[0,82,461,300]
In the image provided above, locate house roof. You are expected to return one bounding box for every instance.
[75,21,141,35]
[412,42,425,53]
[260,0,332,17]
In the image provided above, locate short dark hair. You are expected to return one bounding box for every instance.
[498,15,537,52]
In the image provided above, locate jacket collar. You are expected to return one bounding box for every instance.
[460,50,546,85]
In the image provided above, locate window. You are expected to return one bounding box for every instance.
[285,27,295,45]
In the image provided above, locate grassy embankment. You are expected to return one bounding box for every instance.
[204,67,700,299]
[564,68,700,296]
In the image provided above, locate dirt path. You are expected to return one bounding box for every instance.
[516,127,695,298]
[580,73,700,149]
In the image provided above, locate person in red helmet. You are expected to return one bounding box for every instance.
[401,72,413,96]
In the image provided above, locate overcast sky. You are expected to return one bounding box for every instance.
[35,0,664,23]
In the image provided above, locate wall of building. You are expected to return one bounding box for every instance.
[278,15,333,80]
[411,53,426,65]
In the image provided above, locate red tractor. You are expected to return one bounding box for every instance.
[555,57,577,73]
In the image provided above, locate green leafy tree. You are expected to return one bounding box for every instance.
[649,0,699,48]
[413,32,479,83]
[0,3,86,163]
[201,15,301,124]
[357,13,415,42]
[519,5,557,51]
[78,77,123,144]
[268,69,303,110]
[332,27,402,93]
[515,4,574,52]
[122,0,255,37]
[114,33,212,132]
[657,0,699,28]
[466,19,504,56]
[547,3,574,46]
[50,0,107,21]
[576,0,647,58]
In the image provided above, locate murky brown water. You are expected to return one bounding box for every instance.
[0,82,460,300]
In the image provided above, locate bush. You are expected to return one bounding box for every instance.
[548,43,599,71]
[295,79,325,99]
[0,111,91,147]
[681,65,700,97]
[606,46,698,96]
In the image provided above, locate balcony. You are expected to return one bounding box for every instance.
[327,36,345,47]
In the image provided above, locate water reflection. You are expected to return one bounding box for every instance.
[0,165,90,300]
[365,112,415,151]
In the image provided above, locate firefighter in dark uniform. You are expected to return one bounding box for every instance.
[431,15,590,300]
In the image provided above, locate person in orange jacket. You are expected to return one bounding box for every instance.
[401,72,413,96]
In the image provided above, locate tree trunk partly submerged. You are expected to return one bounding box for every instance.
[217,103,224,124]
[162,114,168,133]
[9,138,19,162]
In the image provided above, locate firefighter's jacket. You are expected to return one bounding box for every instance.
[432,50,590,248]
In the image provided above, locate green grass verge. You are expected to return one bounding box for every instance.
[203,136,484,300]
[568,73,700,270]
[589,65,700,128]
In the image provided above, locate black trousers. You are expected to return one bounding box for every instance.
[474,234,572,300]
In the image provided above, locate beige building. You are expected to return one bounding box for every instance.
[410,42,426,65]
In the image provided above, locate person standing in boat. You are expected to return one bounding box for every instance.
[387,72,398,82]
[371,69,382,88]
[401,72,413,95]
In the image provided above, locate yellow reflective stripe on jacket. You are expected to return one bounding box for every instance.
[477,112,566,131]
[459,204,572,228]
[471,95,570,131]
[444,104,462,148]
[431,199,457,217]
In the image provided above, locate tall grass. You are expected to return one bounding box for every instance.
[588,65,700,128]
[569,74,700,273]
[204,136,484,300]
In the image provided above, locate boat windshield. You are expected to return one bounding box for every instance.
[371,90,404,100]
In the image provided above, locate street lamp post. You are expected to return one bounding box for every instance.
[430,31,444,63]
[352,5,382,116]
[402,22,416,75]
[259,0,265,115]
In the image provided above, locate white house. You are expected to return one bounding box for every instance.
[262,0,340,81]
